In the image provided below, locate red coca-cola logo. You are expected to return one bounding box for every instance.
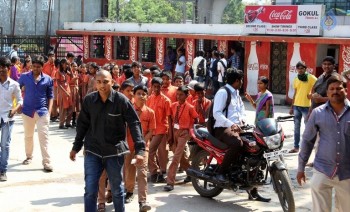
[245,6,298,24]
[269,10,293,20]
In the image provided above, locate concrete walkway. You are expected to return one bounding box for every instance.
[0,103,314,211]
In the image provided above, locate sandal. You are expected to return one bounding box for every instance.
[97,203,105,212]
[22,158,32,165]
[105,190,112,203]
[306,162,314,167]
[288,148,299,153]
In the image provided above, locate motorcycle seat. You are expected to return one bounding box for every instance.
[194,125,228,150]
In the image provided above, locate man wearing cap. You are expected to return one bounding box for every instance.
[289,61,317,153]
[186,80,198,105]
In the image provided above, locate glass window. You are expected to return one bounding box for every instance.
[140,37,156,62]
[91,36,105,58]
[113,36,129,60]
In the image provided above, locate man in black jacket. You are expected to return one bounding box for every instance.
[70,70,145,212]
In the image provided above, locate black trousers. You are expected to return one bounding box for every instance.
[214,127,243,174]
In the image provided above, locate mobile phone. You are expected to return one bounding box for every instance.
[8,110,14,118]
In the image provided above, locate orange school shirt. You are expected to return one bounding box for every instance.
[186,94,197,106]
[127,104,156,151]
[146,93,171,135]
[161,85,177,103]
[171,101,198,129]
[43,62,55,76]
[192,97,211,124]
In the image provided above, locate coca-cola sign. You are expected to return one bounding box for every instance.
[244,5,324,36]
[269,10,294,22]
[245,6,297,24]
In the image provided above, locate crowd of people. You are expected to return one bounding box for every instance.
[1,43,349,212]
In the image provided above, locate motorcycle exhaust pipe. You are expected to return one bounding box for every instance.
[186,168,224,185]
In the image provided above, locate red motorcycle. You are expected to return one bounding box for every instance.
[186,116,295,212]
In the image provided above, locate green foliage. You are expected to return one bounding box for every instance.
[221,0,245,24]
[108,0,193,23]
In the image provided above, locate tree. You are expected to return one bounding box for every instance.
[108,0,193,23]
[221,0,245,24]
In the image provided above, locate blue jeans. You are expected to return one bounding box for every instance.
[293,106,309,149]
[0,120,14,173]
[84,152,125,212]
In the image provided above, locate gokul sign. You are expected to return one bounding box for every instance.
[244,5,324,36]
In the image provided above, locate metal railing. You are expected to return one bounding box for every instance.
[0,35,49,59]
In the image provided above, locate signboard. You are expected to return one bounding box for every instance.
[156,37,165,68]
[244,5,324,36]
[185,39,195,70]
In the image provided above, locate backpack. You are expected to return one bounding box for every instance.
[206,86,231,136]
[196,58,205,77]
[219,60,227,83]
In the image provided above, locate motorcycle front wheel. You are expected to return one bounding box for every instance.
[191,150,223,198]
[271,170,295,212]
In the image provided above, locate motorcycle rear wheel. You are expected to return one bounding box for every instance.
[272,170,295,212]
[191,150,223,198]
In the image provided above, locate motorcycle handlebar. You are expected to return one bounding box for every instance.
[276,115,294,122]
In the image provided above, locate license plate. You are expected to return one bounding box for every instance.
[263,149,288,160]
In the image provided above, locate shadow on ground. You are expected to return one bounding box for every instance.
[31,196,83,207]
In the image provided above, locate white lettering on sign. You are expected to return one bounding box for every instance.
[269,10,293,20]
[157,38,164,66]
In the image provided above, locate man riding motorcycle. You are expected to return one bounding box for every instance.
[212,68,271,202]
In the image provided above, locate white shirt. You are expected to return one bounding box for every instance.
[213,84,246,128]
[217,58,227,83]
[175,55,186,74]
[10,50,18,59]
[209,58,215,77]
[0,78,23,122]
[191,56,207,78]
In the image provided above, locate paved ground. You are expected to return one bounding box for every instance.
[0,102,315,212]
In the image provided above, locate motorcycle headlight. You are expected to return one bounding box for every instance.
[263,134,281,149]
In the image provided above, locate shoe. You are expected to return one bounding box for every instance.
[72,122,77,127]
[288,148,299,153]
[125,192,134,203]
[183,175,191,183]
[177,168,184,173]
[43,164,53,172]
[22,158,32,165]
[248,188,271,202]
[97,203,106,212]
[163,184,174,191]
[156,174,166,183]
[65,124,72,128]
[215,174,228,183]
[306,162,314,167]
[139,202,151,212]
[0,172,7,181]
[59,125,68,129]
[105,190,112,203]
[150,174,158,183]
